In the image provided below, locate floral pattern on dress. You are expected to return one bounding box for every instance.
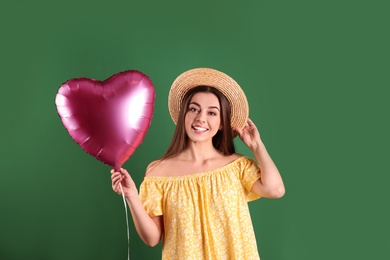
[139,156,262,260]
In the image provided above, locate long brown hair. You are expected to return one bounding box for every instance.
[161,86,235,160]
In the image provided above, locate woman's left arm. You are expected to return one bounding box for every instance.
[235,118,285,198]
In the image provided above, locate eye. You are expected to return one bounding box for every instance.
[208,111,217,116]
[189,107,199,113]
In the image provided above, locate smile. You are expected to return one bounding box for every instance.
[192,126,208,131]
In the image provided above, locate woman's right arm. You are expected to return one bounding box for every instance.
[111,168,163,247]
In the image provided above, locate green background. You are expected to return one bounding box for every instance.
[0,0,388,259]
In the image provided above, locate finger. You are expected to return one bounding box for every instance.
[112,174,119,182]
[234,127,243,137]
[248,118,258,129]
[111,172,121,180]
[112,179,122,193]
[112,180,122,193]
[111,169,122,177]
[120,168,130,175]
[121,169,133,180]
[112,174,123,183]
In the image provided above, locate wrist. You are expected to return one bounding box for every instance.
[250,140,265,153]
[128,189,139,199]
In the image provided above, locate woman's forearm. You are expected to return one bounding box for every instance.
[252,141,285,198]
[126,194,163,247]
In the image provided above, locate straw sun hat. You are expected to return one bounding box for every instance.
[168,68,249,131]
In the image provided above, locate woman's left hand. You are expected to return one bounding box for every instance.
[234,118,262,151]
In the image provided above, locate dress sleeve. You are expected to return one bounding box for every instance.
[139,179,163,216]
[239,157,262,202]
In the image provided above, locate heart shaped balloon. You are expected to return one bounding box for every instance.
[55,70,155,171]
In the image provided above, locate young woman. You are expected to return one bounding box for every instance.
[111,68,285,259]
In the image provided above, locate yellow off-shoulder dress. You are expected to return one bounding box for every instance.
[139,156,262,260]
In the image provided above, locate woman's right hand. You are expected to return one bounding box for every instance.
[111,168,138,198]
[111,168,164,246]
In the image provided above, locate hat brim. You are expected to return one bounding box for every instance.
[168,68,249,133]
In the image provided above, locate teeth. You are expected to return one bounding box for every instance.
[193,126,207,131]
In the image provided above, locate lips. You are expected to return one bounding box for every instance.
[192,125,208,132]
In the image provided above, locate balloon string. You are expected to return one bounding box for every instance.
[119,183,130,260]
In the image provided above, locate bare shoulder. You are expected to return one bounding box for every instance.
[145,160,162,176]
[223,153,244,164]
[145,158,176,177]
[230,153,244,161]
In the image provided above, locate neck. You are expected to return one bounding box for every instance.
[179,141,221,163]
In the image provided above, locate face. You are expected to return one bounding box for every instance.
[184,92,222,143]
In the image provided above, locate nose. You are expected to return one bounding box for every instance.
[195,111,206,122]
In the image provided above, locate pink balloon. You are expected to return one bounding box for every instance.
[55,70,155,171]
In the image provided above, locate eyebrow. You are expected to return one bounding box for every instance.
[190,101,220,111]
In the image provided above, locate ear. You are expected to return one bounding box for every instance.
[219,124,223,130]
